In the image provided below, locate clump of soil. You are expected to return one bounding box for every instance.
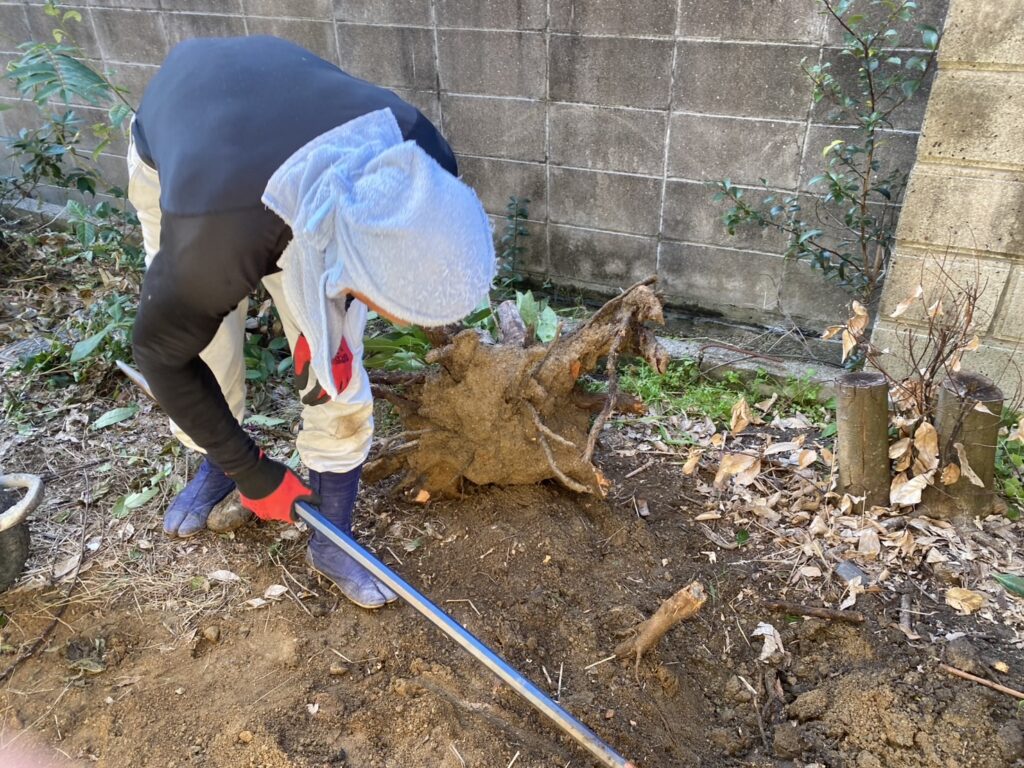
[1,452,1020,768]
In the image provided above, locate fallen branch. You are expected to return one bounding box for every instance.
[939,663,1024,700]
[765,600,865,624]
[615,581,706,677]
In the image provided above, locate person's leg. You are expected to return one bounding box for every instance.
[262,266,396,608]
[127,132,245,537]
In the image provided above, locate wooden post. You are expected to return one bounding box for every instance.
[926,372,1004,520]
[837,372,891,508]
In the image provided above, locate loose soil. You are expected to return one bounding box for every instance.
[1,438,1021,768]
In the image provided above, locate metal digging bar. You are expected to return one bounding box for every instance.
[113,362,636,767]
[296,501,637,768]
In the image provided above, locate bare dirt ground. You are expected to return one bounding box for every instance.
[1,423,1021,768]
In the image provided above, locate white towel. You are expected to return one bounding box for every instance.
[262,108,495,399]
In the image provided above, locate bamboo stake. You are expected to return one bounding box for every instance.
[837,372,890,508]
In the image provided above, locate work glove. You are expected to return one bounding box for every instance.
[294,334,354,407]
[230,452,319,524]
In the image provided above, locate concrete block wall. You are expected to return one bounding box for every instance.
[873,0,1024,398]
[0,0,944,330]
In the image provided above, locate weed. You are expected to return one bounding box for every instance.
[996,409,1023,521]
[620,359,750,425]
[496,196,529,289]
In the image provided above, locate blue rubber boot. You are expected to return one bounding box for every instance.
[164,459,236,538]
[306,467,398,609]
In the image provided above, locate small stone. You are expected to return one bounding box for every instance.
[945,637,982,675]
[174,687,185,695]
[855,751,883,768]
[329,664,349,676]
[788,688,828,722]
[202,626,220,643]
[238,730,253,744]
[773,722,804,759]
[604,709,615,720]
[834,560,869,584]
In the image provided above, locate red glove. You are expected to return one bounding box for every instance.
[230,453,319,523]
[294,334,354,407]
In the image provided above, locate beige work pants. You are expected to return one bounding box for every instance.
[126,136,374,473]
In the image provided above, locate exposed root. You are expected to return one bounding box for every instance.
[615,581,707,679]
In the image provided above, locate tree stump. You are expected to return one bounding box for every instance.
[836,372,890,508]
[364,279,669,498]
[925,372,1004,520]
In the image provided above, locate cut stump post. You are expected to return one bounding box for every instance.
[926,372,1004,520]
[836,372,890,508]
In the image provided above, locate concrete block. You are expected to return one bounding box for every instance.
[247,18,337,61]
[675,41,816,120]
[87,0,161,9]
[548,103,666,176]
[800,124,919,194]
[105,62,158,103]
[897,166,1024,257]
[440,95,545,162]
[918,70,1024,171]
[160,0,241,10]
[23,5,102,59]
[679,0,825,43]
[668,113,804,188]
[92,9,167,65]
[244,0,331,20]
[391,88,440,123]
[0,4,32,54]
[333,0,432,26]
[549,35,674,109]
[548,167,662,236]
[437,30,545,98]
[991,263,1024,342]
[941,0,1024,67]
[458,156,547,220]
[162,12,247,49]
[812,47,934,131]
[659,242,843,326]
[549,0,677,36]
[878,248,1012,333]
[662,180,790,253]
[436,0,546,31]
[823,0,948,47]
[548,225,657,289]
[336,24,436,90]
[94,150,129,189]
[487,214,547,273]
[870,325,1022,397]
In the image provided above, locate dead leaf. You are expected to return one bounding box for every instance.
[858,529,881,559]
[755,393,778,412]
[694,512,721,522]
[927,299,943,318]
[208,570,240,583]
[797,449,818,469]
[682,450,701,476]
[848,301,869,334]
[244,598,269,610]
[963,335,980,352]
[264,584,289,600]
[842,329,857,362]
[890,472,934,506]
[821,446,834,465]
[765,441,802,456]
[821,325,844,340]
[53,553,81,580]
[973,401,997,416]
[889,437,912,460]
[940,463,961,485]
[925,547,948,564]
[1008,423,1023,443]
[730,397,752,435]
[799,566,822,579]
[953,443,985,487]
[889,284,924,318]
[735,458,762,487]
[945,587,985,615]
[413,489,431,504]
[710,433,725,449]
[714,453,759,488]
[914,421,939,471]
[751,622,785,662]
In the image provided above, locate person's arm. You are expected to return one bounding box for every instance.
[132,209,287,476]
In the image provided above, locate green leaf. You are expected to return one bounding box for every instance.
[736,530,750,547]
[992,573,1024,598]
[515,291,540,329]
[822,139,845,157]
[69,327,110,362]
[92,405,139,430]
[535,306,559,343]
[245,414,288,427]
[919,24,939,51]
